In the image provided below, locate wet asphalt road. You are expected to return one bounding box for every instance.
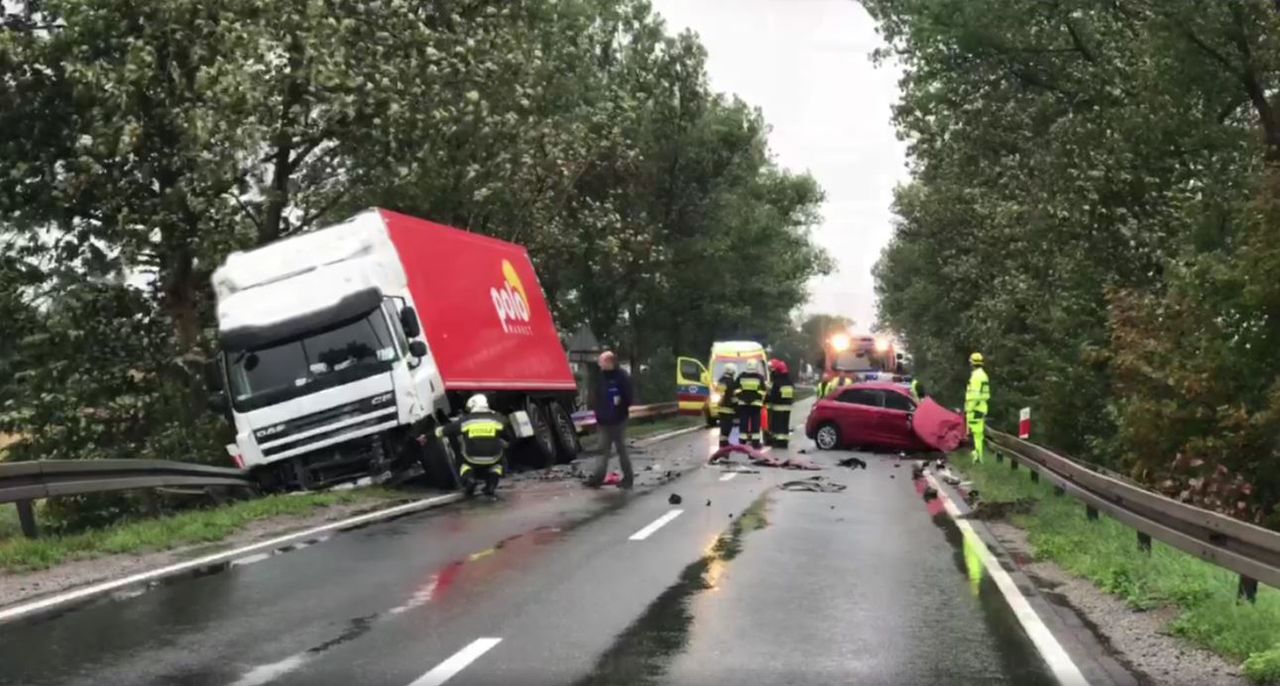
[0,400,1056,686]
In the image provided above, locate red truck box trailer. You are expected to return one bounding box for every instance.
[210,209,579,489]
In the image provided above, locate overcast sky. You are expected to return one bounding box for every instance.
[648,0,908,330]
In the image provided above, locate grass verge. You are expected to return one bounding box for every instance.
[957,454,1280,683]
[0,488,402,574]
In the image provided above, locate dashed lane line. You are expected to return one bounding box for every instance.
[408,638,502,686]
[628,509,684,541]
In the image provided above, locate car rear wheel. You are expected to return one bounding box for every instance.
[815,423,841,451]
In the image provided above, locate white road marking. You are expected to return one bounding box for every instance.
[925,472,1090,686]
[719,472,738,482]
[0,493,462,625]
[408,638,502,686]
[229,653,309,686]
[629,509,684,541]
[388,575,441,616]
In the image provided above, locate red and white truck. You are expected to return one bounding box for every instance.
[208,209,579,489]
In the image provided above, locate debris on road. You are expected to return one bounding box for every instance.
[709,444,823,471]
[780,476,847,493]
[911,462,926,480]
[669,493,683,505]
[922,486,938,502]
[943,474,962,486]
[837,456,867,470]
[602,472,622,486]
[706,499,712,507]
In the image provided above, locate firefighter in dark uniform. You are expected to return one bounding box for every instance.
[715,363,740,447]
[764,359,795,448]
[734,359,768,449]
[436,394,511,498]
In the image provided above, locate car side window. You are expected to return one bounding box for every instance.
[838,389,883,407]
[883,391,915,412]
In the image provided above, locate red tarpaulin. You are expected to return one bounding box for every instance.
[911,397,968,452]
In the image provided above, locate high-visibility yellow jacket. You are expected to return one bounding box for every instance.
[965,368,990,417]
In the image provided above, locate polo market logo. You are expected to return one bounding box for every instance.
[491,259,533,335]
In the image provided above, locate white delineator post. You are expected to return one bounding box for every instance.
[1018,407,1031,439]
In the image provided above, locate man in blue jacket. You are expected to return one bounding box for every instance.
[588,350,634,488]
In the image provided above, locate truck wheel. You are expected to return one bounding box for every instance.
[418,435,460,491]
[547,401,580,462]
[525,396,557,467]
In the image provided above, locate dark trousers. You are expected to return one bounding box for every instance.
[718,411,736,446]
[591,421,633,486]
[766,408,791,447]
[460,462,501,496]
[737,405,762,448]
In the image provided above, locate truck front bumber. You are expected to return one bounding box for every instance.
[234,373,401,469]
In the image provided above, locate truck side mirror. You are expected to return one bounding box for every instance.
[409,340,428,358]
[400,307,422,338]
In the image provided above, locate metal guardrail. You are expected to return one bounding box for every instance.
[0,459,257,540]
[988,430,1280,598]
[572,402,678,432]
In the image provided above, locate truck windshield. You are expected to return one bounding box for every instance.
[227,310,397,411]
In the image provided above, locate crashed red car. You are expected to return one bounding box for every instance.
[804,382,966,453]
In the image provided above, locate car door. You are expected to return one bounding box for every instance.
[877,388,919,449]
[833,388,884,445]
[676,356,710,416]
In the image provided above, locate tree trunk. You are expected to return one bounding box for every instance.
[259,32,307,245]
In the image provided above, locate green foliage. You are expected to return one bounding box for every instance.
[1245,646,1280,685]
[866,0,1280,518]
[0,0,828,528]
[963,456,1280,679]
[0,488,400,573]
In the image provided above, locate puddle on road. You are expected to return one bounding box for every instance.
[572,495,771,686]
[913,474,1058,686]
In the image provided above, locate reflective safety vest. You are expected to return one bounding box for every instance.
[438,411,510,465]
[766,372,794,410]
[965,368,990,417]
[734,371,767,407]
[715,374,738,416]
[823,375,855,398]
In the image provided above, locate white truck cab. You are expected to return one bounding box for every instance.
[210,213,442,489]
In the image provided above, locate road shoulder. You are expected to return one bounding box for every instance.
[932,463,1248,686]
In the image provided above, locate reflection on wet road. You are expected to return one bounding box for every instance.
[0,402,1065,685]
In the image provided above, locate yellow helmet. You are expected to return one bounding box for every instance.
[970,352,984,366]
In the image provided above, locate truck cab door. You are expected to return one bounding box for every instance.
[676,356,710,416]
[389,300,441,420]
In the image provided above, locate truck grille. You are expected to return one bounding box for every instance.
[261,412,396,457]
[253,392,396,445]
